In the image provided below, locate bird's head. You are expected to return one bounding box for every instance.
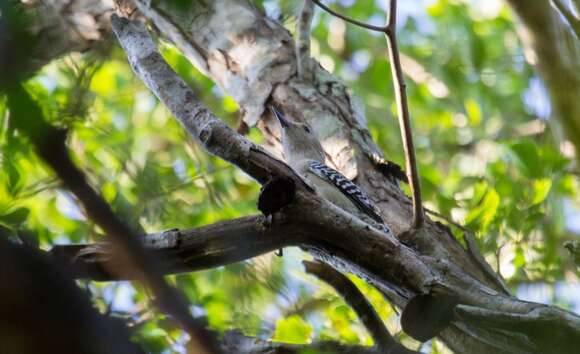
[271,106,325,166]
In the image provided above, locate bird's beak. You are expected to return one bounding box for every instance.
[271,106,289,128]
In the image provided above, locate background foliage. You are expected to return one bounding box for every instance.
[1,0,579,352]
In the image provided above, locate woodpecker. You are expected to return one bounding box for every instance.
[271,106,392,235]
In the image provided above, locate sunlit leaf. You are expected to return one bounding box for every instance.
[531,178,552,205]
[273,315,313,344]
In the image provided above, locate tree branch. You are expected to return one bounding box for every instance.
[383,0,424,229]
[108,7,580,354]
[310,0,425,229]
[107,15,439,297]
[296,0,315,80]
[552,0,580,39]
[50,215,300,281]
[455,304,580,353]
[310,0,386,32]
[463,232,511,296]
[110,15,308,190]
[221,330,381,354]
[5,85,219,353]
[303,261,420,354]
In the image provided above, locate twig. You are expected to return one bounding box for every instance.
[5,85,219,354]
[311,0,387,32]
[552,0,580,39]
[303,261,419,354]
[463,232,511,295]
[423,208,510,294]
[424,207,469,232]
[296,0,315,80]
[311,0,424,229]
[384,0,424,229]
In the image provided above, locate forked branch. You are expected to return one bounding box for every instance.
[383,0,425,229]
[311,0,425,229]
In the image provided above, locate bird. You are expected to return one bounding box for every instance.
[271,106,392,235]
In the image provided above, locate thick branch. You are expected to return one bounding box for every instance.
[50,215,300,281]
[455,305,580,353]
[304,261,419,354]
[110,15,310,191]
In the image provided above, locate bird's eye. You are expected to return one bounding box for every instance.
[303,125,311,134]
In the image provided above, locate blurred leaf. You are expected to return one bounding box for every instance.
[466,188,500,232]
[0,207,30,226]
[464,98,482,126]
[531,178,552,205]
[509,140,541,178]
[273,315,312,344]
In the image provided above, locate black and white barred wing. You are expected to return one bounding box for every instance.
[308,160,384,224]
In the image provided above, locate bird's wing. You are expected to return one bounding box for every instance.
[307,161,384,224]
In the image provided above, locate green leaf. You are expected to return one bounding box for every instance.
[531,178,552,205]
[465,188,500,232]
[514,247,526,268]
[0,207,30,226]
[464,98,482,126]
[273,315,312,344]
[509,140,541,178]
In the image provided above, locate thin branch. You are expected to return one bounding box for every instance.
[424,207,469,232]
[296,0,315,80]
[311,0,425,229]
[463,232,511,296]
[311,0,386,32]
[5,85,219,354]
[384,0,424,230]
[552,0,580,39]
[303,261,420,354]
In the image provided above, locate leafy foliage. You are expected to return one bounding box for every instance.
[1,0,579,353]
